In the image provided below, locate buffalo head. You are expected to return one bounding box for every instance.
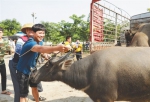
[30,52,74,84]
[124,29,135,46]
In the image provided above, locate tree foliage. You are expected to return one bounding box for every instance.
[103,18,129,42]
[41,21,64,44]
[41,14,90,44]
[0,14,129,44]
[69,14,89,42]
[147,8,150,12]
[0,19,21,36]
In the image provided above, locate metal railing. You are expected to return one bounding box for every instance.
[90,0,130,52]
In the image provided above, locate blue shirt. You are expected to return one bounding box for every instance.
[16,37,42,75]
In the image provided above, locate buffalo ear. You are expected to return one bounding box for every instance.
[61,59,74,70]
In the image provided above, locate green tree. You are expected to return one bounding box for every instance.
[79,20,90,42]
[41,14,90,44]
[56,14,90,42]
[41,21,64,44]
[0,19,21,36]
[147,8,150,12]
[103,18,129,42]
[69,14,90,42]
[58,20,73,39]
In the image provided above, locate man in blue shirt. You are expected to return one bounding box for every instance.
[9,23,46,102]
[16,24,70,102]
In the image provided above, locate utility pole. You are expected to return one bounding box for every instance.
[31,12,37,24]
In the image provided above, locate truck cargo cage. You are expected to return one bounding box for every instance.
[90,0,130,52]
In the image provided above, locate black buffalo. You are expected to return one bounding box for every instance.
[31,47,150,102]
[124,30,135,47]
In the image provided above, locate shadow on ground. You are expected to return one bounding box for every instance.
[42,96,92,102]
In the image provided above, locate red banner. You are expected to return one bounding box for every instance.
[90,0,103,42]
[92,0,100,3]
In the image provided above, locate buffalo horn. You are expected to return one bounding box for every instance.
[51,52,72,64]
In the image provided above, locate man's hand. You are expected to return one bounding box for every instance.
[57,44,71,52]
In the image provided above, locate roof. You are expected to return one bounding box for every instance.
[131,12,150,20]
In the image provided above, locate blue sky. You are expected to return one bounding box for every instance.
[0,0,149,25]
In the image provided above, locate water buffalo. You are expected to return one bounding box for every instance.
[124,30,134,46]
[31,47,150,102]
[130,23,150,47]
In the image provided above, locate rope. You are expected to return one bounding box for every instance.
[19,49,31,57]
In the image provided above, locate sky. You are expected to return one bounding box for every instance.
[0,0,149,25]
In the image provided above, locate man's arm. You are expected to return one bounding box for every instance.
[31,44,70,53]
[41,53,51,60]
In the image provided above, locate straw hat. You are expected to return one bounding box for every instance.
[21,23,34,34]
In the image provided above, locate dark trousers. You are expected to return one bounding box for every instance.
[9,60,20,102]
[9,60,43,102]
[76,51,82,61]
[0,63,7,91]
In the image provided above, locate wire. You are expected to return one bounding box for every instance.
[102,0,130,17]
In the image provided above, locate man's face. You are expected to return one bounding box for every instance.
[68,37,71,43]
[0,31,3,39]
[26,28,34,37]
[34,30,45,42]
